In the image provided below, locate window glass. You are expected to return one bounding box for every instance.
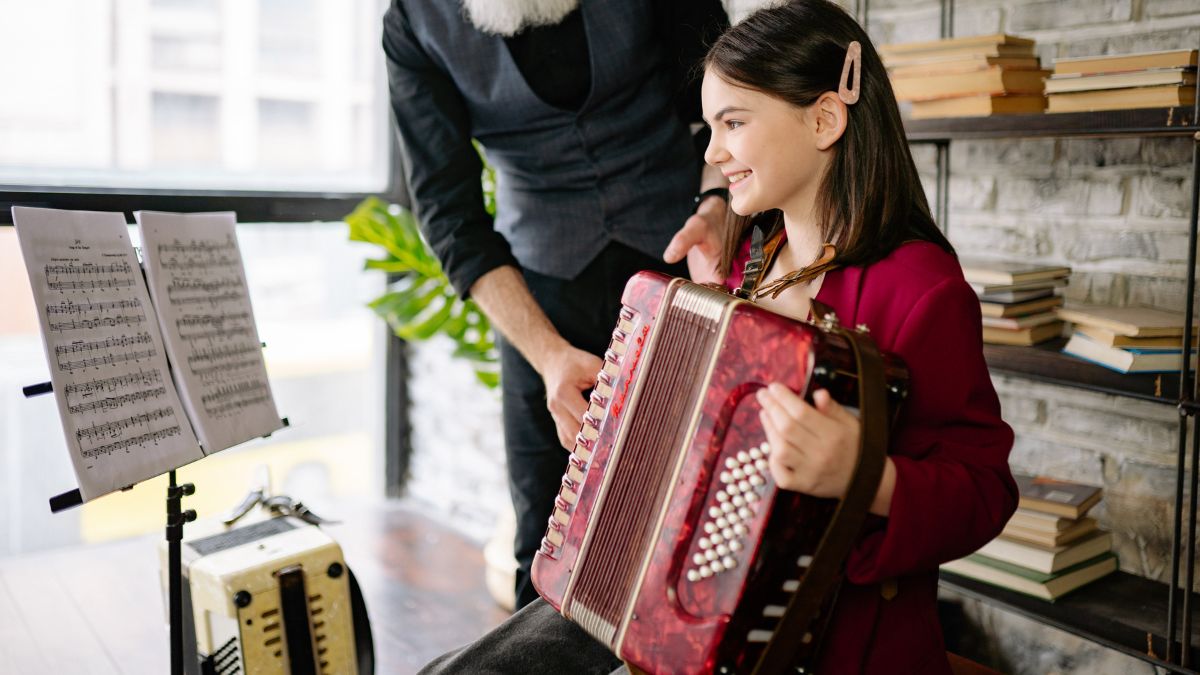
[0,0,388,193]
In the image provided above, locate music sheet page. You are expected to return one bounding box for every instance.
[11,206,204,501]
[135,211,282,454]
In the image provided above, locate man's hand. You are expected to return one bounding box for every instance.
[664,195,726,284]
[541,344,604,449]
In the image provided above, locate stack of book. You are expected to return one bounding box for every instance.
[961,260,1070,346]
[942,474,1118,601]
[1046,49,1198,113]
[881,33,1048,119]
[1057,304,1197,373]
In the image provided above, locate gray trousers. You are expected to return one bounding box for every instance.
[418,598,630,675]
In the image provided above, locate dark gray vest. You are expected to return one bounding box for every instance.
[401,0,700,279]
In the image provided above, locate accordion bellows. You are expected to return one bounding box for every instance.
[532,272,906,674]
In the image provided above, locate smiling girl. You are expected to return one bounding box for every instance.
[702,1,1017,672]
[419,2,1017,673]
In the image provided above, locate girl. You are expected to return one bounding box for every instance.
[421,1,1016,673]
[704,1,1016,672]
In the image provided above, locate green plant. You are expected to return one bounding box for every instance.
[346,196,499,388]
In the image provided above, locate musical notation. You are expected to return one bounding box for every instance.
[191,358,263,379]
[47,277,136,291]
[186,343,262,366]
[201,379,271,416]
[49,313,145,333]
[137,212,281,454]
[67,386,167,414]
[45,298,142,316]
[64,368,163,399]
[74,407,174,445]
[81,425,183,459]
[13,205,204,501]
[55,333,158,372]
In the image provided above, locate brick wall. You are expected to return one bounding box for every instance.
[403,0,1200,672]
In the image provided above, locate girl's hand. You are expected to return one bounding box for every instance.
[756,383,861,498]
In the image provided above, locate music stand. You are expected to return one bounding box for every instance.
[23,383,289,675]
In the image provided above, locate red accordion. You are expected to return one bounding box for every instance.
[532,272,908,674]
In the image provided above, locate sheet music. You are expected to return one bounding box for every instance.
[136,211,282,453]
[11,206,204,501]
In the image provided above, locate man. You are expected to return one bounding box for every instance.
[383,0,729,610]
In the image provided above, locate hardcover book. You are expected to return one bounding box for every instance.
[1055,304,1196,338]
[979,295,1064,318]
[941,552,1118,601]
[982,321,1064,346]
[1013,473,1102,519]
[978,530,1112,574]
[960,259,1072,286]
[1062,333,1194,374]
[1052,49,1198,76]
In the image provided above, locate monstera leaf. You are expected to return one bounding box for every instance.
[346,196,499,388]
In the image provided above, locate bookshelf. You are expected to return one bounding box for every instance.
[940,570,1200,671]
[906,106,1199,141]
[878,0,1200,672]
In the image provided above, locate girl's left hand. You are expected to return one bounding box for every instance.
[756,383,860,498]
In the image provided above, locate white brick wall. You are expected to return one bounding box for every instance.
[403,0,1200,670]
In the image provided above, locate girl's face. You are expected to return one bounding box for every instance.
[701,68,835,220]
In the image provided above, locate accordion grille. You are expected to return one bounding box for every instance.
[569,285,726,643]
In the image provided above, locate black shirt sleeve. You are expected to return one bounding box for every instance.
[382,1,519,299]
[652,0,731,124]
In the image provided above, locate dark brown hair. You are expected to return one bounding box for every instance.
[706,0,953,279]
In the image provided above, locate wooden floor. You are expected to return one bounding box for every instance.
[0,499,511,674]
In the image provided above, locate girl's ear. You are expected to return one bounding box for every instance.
[812,91,848,151]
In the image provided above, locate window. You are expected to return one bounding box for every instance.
[0,0,389,195]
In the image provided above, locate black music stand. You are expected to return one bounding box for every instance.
[24,380,288,675]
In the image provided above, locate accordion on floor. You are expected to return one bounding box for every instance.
[532,272,908,675]
[164,516,372,675]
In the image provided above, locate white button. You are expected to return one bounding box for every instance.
[716,517,729,529]
[699,538,711,549]
[760,442,771,454]
[755,459,769,472]
[700,566,713,578]
[722,556,736,569]
[725,511,740,524]
[734,524,748,536]
[704,522,717,534]
[709,506,722,518]
[716,544,729,556]
[721,502,735,513]
[750,447,763,460]
[720,472,734,484]
[725,457,738,470]
[687,569,701,582]
[732,495,746,507]
[745,491,759,502]
[738,507,753,520]
[737,451,751,463]
[738,480,751,493]
[721,528,735,539]
[749,475,765,487]
[716,490,729,502]
[710,560,724,573]
[729,540,743,552]
[693,553,706,565]
[732,468,745,481]
[705,549,718,561]
[798,555,813,567]
[711,532,724,544]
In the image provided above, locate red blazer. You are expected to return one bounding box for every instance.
[731,240,1017,674]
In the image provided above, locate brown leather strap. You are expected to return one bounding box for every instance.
[753,303,890,674]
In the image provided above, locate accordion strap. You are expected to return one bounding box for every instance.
[753,301,890,675]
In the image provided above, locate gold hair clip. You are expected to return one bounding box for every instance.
[838,41,862,105]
